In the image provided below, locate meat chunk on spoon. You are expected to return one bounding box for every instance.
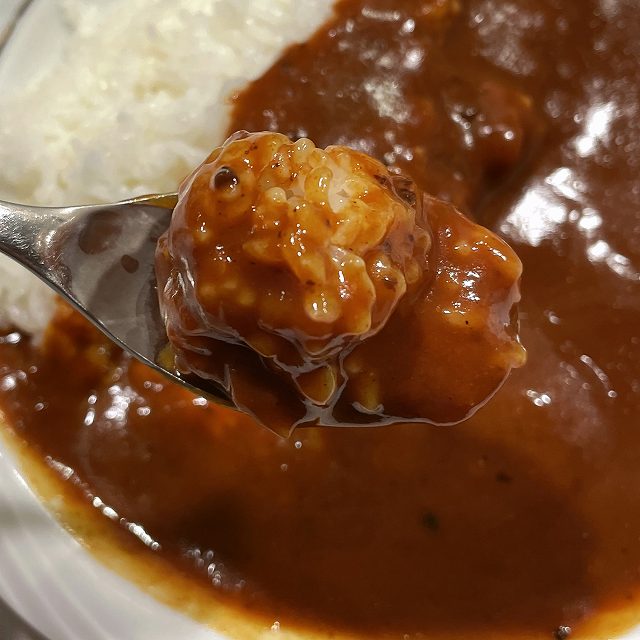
[155,131,525,435]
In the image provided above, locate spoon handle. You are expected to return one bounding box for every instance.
[0,200,63,281]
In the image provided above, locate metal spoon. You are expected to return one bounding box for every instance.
[0,194,233,407]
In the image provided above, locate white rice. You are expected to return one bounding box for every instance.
[0,0,333,335]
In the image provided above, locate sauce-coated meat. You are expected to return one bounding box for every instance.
[156,131,524,433]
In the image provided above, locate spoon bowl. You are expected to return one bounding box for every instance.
[0,195,234,407]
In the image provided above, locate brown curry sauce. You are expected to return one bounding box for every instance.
[1,0,640,638]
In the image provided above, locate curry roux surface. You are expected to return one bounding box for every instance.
[1,0,640,638]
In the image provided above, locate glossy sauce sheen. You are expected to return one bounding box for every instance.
[1,0,640,638]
